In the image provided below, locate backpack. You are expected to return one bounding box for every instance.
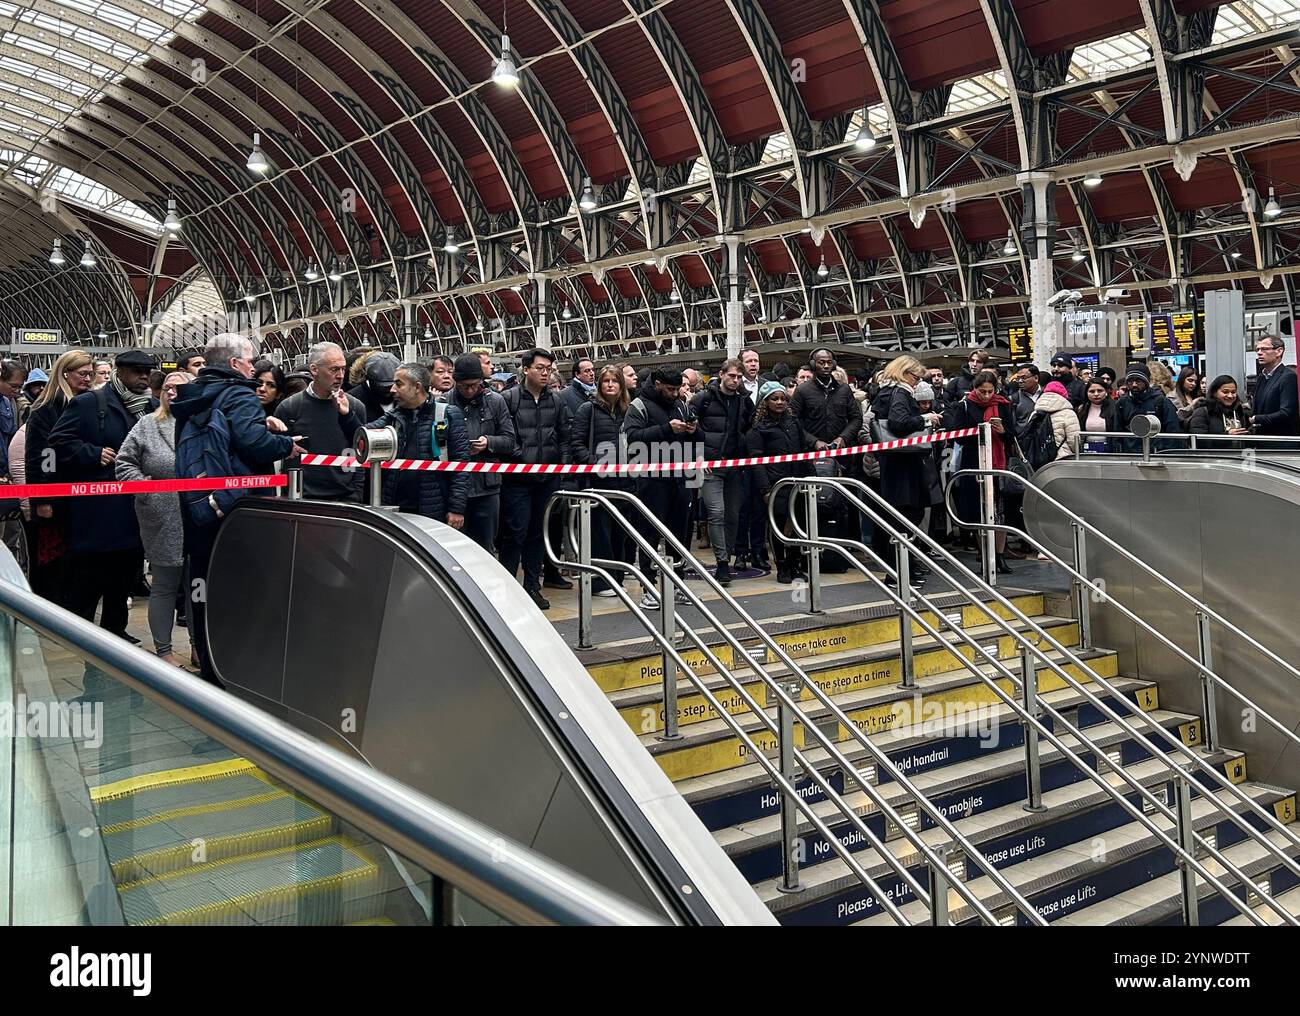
[1022,410,1062,471]
[175,387,250,527]
[428,400,449,462]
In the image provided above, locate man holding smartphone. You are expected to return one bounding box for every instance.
[623,366,699,607]
[275,341,367,501]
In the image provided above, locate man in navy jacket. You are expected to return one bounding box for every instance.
[1251,336,1299,437]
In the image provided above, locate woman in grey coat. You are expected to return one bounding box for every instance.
[116,371,189,665]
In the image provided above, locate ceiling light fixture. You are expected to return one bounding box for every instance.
[48,238,64,267]
[1083,169,1103,188]
[1002,229,1016,257]
[579,177,598,213]
[493,34,519,88]
[1264,186,1282,219]
[163,197,181,234]
[247,132,270,174]
[79,244,96,268]
[853,110,877,152]
[443,230,460,255]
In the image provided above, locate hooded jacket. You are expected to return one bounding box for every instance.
[365,398,470,519]
[170,366,295,550]
[1025,389,1080,461]
[623,385,698,481]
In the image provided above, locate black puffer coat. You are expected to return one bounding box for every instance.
[873,384,931,510]
[365,399,470,520]
[504,384,571,472]
[572,396,631,491]
[691,379,753,460]
[791,376,861,446]
[746,410,812,496]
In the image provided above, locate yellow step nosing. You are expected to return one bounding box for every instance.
[100,789,293,834]
[132,858,380,927]
[109,814,337,883]
[116,834,354,891]
[91,758,262,803]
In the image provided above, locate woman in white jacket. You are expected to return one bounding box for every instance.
[1031,381,1082,460]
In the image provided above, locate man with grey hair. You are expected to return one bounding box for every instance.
[275,341,366,501]
[172,332,300,684]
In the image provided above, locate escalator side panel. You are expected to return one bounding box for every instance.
[1028,457,1300,791]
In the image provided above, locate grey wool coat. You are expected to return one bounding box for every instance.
[115,412,184,567]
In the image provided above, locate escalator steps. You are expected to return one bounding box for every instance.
[90,758,262,804]
[102,791,337,883]
[116,837,380,927]
[94,772,278,828]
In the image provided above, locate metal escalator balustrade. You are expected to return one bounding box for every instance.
[0,571,660,927]
[546,489,1049,926]
[767,472,1300,926]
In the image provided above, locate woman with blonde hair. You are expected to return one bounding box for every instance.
[115,371,190,666]
[23,350,95,603]
[869,354,942,590]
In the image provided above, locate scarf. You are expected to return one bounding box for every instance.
[966,389,1010,470]
[572,377,596,397]
[112,376,152,419]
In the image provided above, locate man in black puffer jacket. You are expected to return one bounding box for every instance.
[690,358,753,585]
[501,347,571,610]
[791,348,862,451]
[364,362,469,525]
[624,365,698,606]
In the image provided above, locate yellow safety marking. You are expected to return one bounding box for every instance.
[651,653,1118,782]
[1224,757,1247,785]
[1135,686,1159,712]
[348,917,396,926]
[110,812,336,883]
[587,593,1046,693]
[624,620,1080,734]
[1178,720,1202,748]
[1274,796,1296,824]
[117,834,353,890]
[90,758,260,803]
[100,789,289,833]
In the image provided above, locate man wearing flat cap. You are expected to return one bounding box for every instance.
[448,352,518,553]
[48,349,157,642]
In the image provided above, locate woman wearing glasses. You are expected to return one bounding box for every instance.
[23,350,96,604]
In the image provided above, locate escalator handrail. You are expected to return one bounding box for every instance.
[0,578,660,927]
[953,463,1300,737]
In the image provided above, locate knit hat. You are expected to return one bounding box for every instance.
[1207,374,1238,400]
[22,368,48,391]
[452,353,484,382]
[1050,354,1074,368]
[757,380,785,404]
[1124,362,1151,384]
[1043,380,1069,398]
[913,380,935,402]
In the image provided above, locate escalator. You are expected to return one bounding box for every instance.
[1025,451,1300,793]
[0,542,659,926]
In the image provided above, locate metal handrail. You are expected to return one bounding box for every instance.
[955,464,1300,759]
[0,578,659,927]
[774,474,1296,925]
[544,488,1049,926]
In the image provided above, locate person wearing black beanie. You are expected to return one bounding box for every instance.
[1114,360,1182,451]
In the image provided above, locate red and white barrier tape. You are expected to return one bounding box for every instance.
[8,474,287,499]
[298,426,978,476]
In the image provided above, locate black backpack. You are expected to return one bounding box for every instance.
[1022,411,1062,471]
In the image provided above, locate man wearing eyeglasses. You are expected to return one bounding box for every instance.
[1251,336,1299,437]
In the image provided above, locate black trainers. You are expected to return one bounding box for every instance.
[715,560,732,587]
[543,575,574,590]
[527,588,552,610]
[776,566,794,584]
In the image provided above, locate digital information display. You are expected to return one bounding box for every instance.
[8,328,66,354]
[1130,313,1201,355]
[1009,325,1033,362]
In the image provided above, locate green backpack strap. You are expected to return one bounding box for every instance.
[430,400,449,462]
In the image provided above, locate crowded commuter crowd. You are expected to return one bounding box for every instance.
[0,331,1294,686]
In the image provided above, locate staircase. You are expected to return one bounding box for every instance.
[576,586,1300,926]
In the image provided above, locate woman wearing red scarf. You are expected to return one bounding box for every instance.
[943,369,1018,574]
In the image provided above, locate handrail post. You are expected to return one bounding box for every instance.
[657,544,681,742]
[928,844,952,926]
[576,499,594,651]
[804,481,823,615]
[777,677,804,894]
[978,423,996,586]
[1021,645,1046,813]
[1196,611,1220,754]
[1071,522,1092,650]
[1176,775,1200,927]
[896,536,915,688]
